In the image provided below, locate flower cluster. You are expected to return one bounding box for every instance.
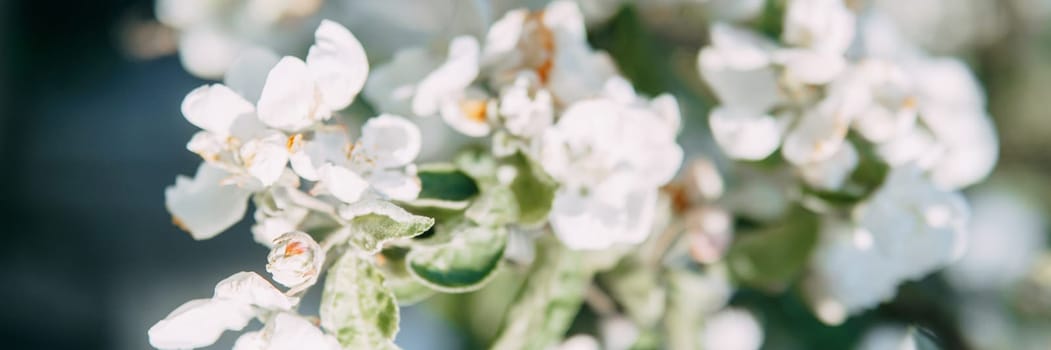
[150,0,1005,349]
[698,0,997,323]
[155,20,434,349]
[364,0,683,251]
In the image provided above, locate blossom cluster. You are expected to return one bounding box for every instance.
[698,0,996,323]
[149,0,1002,349]
[152,1,685,348]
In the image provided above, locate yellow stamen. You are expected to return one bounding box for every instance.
[460,100,489,123]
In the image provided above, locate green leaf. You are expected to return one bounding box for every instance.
[342,200,435,253]
[507,152,558,227]
[491,239,591,350]
[599,257,666,328]
[454,146,499,184]
[417,163,481,202]
[407,221,508,292]
[726,206,820,291]
[320,252,400,350]
[378,247,435,305]
[466,186,520,227]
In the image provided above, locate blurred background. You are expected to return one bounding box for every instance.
[3,0,1051,349]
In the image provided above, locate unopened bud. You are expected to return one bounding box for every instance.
[266,232,324,288]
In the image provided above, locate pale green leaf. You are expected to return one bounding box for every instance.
[507,152,558,227]
[726,206,819,291]
[341,200,435,253]
[378,247,435,305]
[491,239,591,350]
[320,252,400,349]
[466,186,520,227]
[454,146,499,185]
[406,221,507,293]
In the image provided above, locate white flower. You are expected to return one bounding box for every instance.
[165,163,252,240]
[267,232,325,288]
[781,88,863,165]
[498,74,554,138]
[541,97,682,250]
[686,207,734,264]
[909,57,997,189]
[181,84,256,138]
[773,48,847,85]
[708,106,784,161]
[697,23,781,113]
[699,308,764,350]
[149,272,295,349]
[798,141,858,191]
[233,313,341,350]
[846,60,918,143]
[412,36,482,118]
[806,218,902,322]
[782,0,856,55]
[292,115,422,203]
[483,0,617,104]
[854,166,968,280]
[257,20,368,131]
[808,166,969,321]
[251,185,334,247]
[149,298,255,350]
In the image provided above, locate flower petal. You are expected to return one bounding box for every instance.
[319,164,370,203]
[412,36,480,116]
[799,141,858,190]
[368,169,422,201]
[148,298,255,350]
[709,106,783,160]
[213,271,297,311]
[258,57,324,131]
[440,88,493,137]
[307,20,369,111]
[357,114,422,168]
[181,84,255,136]
[239,133,290,187]
[165,163,252,240]
[266,313,342,350]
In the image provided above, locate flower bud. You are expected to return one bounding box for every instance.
[686,206,734,264]
[266,232,324,288]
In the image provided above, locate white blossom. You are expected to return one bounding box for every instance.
[540,95,682,250]
[233,313,341,350]
[782,0,856,55]
[798,141,858,191]
[708,106,783,161]
[483,0,618,104]
[148,272,296,349]
[165,163,252,240]
[257,20,368,131]
[699,308,764,350]
[854,166,968,280]
[808,166,968,321]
